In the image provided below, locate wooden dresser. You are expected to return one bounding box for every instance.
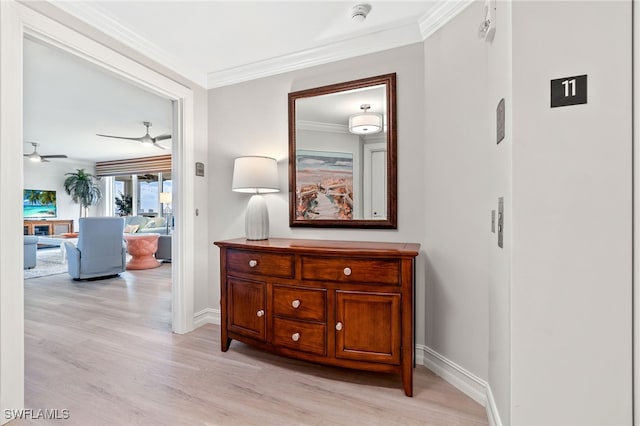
[214,238,420,396]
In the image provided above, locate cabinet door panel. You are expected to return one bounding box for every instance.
[335,291,400,364]
[53,223,71,234]
[228,278,266,341]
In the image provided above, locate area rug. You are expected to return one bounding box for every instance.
[24,248,67,280]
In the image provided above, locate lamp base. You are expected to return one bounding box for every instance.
[245,194,269,240]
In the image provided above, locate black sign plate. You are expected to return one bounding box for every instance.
[551,74,587,108]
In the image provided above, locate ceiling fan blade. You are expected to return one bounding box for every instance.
[41,158,50,163]
[96,133,143,142]
[152,142,168,150]
[41,155,68,159]
[153,134,172,142]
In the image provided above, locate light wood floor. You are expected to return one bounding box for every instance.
[16,266,488,426]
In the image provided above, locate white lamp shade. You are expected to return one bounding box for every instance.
[349,112,383,135]
[232,156,280,193]
[159,192,172,204]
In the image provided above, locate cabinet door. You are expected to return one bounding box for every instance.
[53,222,71,235]
[335,291,401,364]
[228,277,266,342]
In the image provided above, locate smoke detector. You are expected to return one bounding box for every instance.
[351,4,371,23]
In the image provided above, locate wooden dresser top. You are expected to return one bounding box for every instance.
[214,237,420,258]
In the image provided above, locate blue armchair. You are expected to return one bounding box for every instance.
[24,235,38,269]
[64,217,126,280]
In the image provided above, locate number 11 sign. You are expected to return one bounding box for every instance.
[551,74,587,108]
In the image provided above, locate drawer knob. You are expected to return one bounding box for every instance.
[343,267,352,276]
[256,309,264,317]
[291,332,300,342]
[249,259,258,268]
[335,322,343,331]
[291,299,301,309]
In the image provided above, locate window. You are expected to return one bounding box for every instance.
[137,173,159,215]
[110,172,172,217]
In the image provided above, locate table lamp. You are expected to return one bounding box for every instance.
[160,191,172,234]
[232,156,279,240]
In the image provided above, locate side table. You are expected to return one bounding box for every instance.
[124,233,161,270]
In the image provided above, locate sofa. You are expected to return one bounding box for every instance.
[123,215,170,235]
[24,235,37,269]
[155,235,172,262]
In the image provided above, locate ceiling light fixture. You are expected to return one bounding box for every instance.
[350,4,371,23]
[349,104,382,135]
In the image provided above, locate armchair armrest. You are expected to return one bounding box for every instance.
[64,242,81,279]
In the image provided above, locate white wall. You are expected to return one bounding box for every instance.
[511,2,632,424]
[191,87,210,315]
[423,0,490,384]
[23,159,104,230]
[208,43,427,342]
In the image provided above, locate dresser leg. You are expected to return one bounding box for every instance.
[221,337,231,352]
[402,365,413,397]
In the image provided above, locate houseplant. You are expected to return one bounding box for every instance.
[63,168,102,217]
[114,192,132,216]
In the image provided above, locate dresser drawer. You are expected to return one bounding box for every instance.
[227,249,294,278]
[273,285,326,322]
[301,256,400,285]
[272,318,326,356]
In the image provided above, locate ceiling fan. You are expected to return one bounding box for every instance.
[23,142,68,162]
[96,121,171,150]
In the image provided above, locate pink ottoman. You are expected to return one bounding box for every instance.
[124,233,161,270]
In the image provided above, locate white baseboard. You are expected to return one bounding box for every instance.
[193,308,220,328]
[417,345,502,426]
[484,384,502,426]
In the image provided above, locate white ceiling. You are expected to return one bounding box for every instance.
[24,1,471,164]
[24,37,173,163]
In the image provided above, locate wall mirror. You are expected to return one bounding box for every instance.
[288,73,397,228]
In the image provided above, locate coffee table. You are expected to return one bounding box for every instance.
[123,233,161,270]
[37,235,78,262]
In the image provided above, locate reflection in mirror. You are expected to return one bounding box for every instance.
[288,74,397,228]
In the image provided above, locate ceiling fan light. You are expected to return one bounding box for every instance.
[349,112,382,135]
[28,153,41,162]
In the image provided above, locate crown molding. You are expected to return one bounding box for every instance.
[207,0,473,89]
[207,22,421,88]
[45,0,471,90]
[48,1,208,88]
[418,0,475,40]
[298,120,350,134]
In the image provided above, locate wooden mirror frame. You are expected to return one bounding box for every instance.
[288,73,397,229]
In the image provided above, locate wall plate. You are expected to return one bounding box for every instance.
[497,98,505,144]
[498,197,504,248]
